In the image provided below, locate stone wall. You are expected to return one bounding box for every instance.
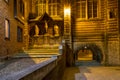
[72,0,120,65]
[108,41,120,65]
[42,55,66,80]
[73,42,105,63]
[19,58,58,80]
[8,47,66,80]
[106,0,120,65]
[72,0,106,64]
[2,43,67,80]
[0,0,10,58]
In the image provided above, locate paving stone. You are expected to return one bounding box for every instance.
[62,65,120,80]
[78,66,120,80]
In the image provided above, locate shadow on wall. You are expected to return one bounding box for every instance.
[74,43,103,63]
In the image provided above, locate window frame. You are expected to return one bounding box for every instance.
[19,0,25,17]
[76,0,100,20]
[108,8,117,20]
[14,0,25,24]
[36,0,46,16]
[76,0,87,20]
[48,0,59,17]
[36,0,60,17]
[17,26,23,42]
[4,19,10,40]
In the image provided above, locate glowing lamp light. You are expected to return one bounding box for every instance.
[64,8,71,17]
[84,46,87,49]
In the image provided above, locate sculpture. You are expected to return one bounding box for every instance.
[45,20,48,33]
[34,24,39,36]
[54,25,59,37]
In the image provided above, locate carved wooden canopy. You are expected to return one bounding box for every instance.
[29,12,55,37]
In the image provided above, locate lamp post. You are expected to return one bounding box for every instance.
[64,7,71,19]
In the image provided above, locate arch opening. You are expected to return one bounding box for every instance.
[75,44,103,63]
[77,48,93,61]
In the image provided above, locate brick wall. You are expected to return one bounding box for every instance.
[72,0,120,65]
[0,0,30,60]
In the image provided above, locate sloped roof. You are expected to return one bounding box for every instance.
[29,12,53,22]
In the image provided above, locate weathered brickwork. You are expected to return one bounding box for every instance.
[108,41,120,65]
[0,0,30,59]
[73,0,120,65]
[0,0,10,57]
[0,0,120,65]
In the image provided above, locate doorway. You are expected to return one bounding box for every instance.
[77,49,93,61]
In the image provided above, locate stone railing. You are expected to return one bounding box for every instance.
[0,42,73,80]
[20,57,58,80]
[2,57,57,80]
[1,52,66,80]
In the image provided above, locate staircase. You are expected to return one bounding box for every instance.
[13,46,60,58]
[75,60,101,66]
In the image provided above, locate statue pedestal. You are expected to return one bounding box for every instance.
[33,35,39,47]
[44,34,49,45]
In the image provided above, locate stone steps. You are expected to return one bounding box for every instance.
[29,44,59,49]
[13,48,59,58]
[24,49,59,53]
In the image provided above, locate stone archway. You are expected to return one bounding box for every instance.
[74,44,103,63]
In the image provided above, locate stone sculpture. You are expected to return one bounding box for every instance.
[34,25,39,36]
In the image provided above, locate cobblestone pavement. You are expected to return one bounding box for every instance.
[75,66,120,80]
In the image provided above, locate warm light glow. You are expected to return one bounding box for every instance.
[64,8,71,17]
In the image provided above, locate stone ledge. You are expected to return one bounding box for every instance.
[0,57,57,80]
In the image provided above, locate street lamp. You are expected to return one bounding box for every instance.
[63,5,72,48]
[64,7,71,17]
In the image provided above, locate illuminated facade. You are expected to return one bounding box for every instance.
[0,0,120,65]
[0,0,31,58]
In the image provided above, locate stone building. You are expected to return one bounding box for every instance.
[0,0,31,58]
[0,0,120,65]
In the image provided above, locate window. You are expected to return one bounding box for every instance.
[14,0,25,22]
[19,0,24,17]
[17,27,23,42]
[5,19,10,40]
[36,0,46,16]
[76,0,86,19]
[76,0,98,19]
[88,0,97,18]
[108,8,116,19]
[48,0,60,16]
[35,0,60,16]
